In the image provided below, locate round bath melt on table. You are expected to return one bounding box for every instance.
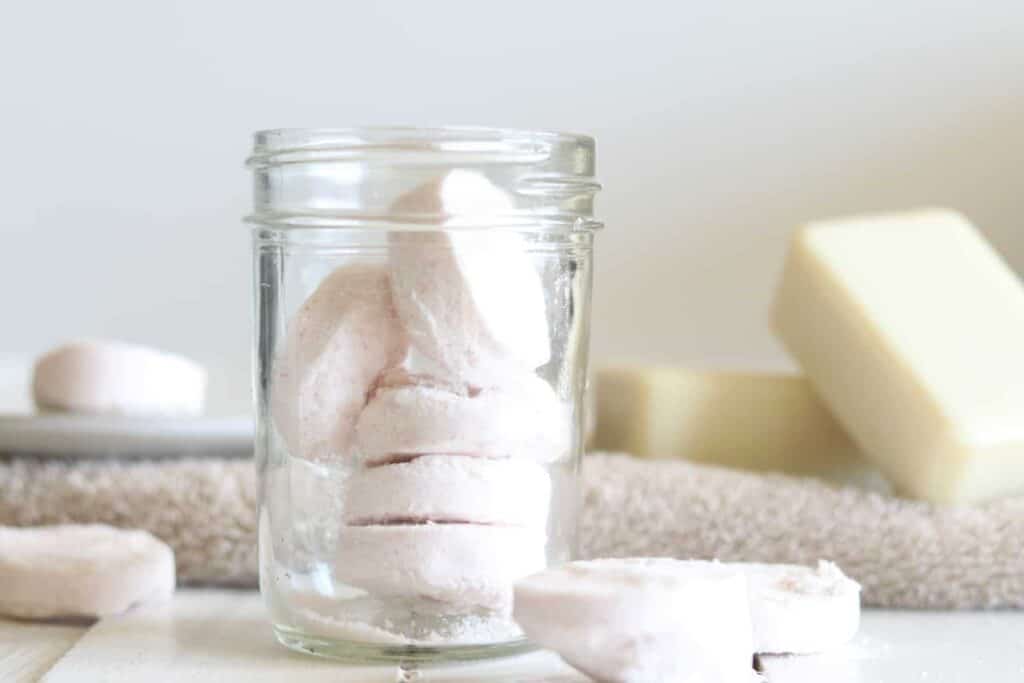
[513,558,758,683]
[0,524,176,620]
[739,560,861,655]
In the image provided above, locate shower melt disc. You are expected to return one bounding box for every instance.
[0,524,175,620]
[335,523,547,612]
[513,558,758,683]
[355,375,570,465]
[388,170,550,382]
[342,454,551,527]
[739,561,861,655]
[33,340,207,417]
[271,263,405,463]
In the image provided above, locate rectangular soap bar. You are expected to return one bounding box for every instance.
[773,208,1024,503]
[593,366,869,482]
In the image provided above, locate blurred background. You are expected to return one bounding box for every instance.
[2,0,1022,414]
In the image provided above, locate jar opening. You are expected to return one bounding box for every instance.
[246,126,601,232]
[247,126,594,168]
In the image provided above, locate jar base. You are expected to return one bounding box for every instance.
[272,624,536,664]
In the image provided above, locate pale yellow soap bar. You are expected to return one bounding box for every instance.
[773,208,1024,503]
[593,366,867,481]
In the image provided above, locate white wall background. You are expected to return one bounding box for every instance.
[1,1,1022,413]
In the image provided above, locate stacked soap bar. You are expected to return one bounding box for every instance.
[272,171,567,612]
[593,209,1024,502]
[774,209,1024,503]
[593,367,865,480]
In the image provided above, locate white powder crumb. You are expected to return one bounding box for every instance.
[293,605,522,646]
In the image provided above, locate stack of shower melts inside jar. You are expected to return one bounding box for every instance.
[269,170,571,645]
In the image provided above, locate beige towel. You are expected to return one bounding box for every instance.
[1,452,1021,609]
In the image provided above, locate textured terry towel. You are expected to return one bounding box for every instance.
[1,452,1022,609]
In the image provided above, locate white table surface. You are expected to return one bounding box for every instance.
[2,590,1022,682]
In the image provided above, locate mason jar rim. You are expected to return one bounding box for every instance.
[247,125,595,168]
[246,125,601,232]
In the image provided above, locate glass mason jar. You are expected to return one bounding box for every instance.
[247,127,601,663]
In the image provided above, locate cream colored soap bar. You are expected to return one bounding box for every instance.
[773,208,1024,503]
[593,366,867,481]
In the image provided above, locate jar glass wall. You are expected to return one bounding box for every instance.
[248,127,601,663]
